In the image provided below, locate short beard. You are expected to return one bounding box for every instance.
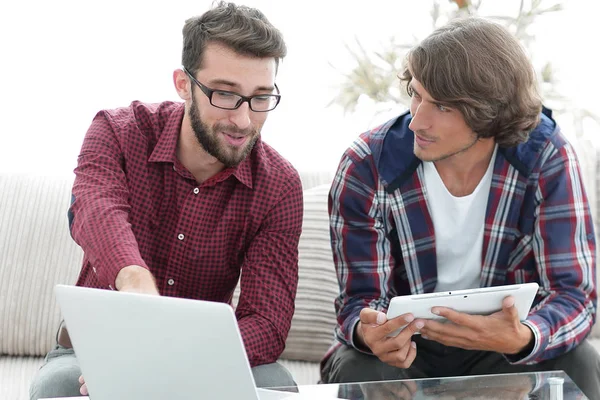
[189,93,259,168]
[415,132,480,163]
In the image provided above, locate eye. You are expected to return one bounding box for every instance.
[253,95,271,103]
[436,104,450,112]
[214,91,236,99]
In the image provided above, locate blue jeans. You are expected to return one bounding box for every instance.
[30,345,296,399]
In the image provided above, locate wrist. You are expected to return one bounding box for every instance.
[353,321,370,351]
[515,323,534,354]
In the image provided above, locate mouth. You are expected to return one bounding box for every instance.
[415,134,435,148]
[222,132,249,147]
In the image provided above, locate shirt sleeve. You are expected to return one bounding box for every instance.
[329,148,396,350]
[235,173,304,366]
[69,111,148,288]
[511,141,597,364]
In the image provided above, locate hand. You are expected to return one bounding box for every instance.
[115,265,160,295]
[356,308,424,369]
[418,296,533,354]
[79,375,88,396]
[361,379,418,400]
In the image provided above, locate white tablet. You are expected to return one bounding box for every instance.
[386,282,539,336]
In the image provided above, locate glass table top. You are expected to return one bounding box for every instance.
[274,370,585,399]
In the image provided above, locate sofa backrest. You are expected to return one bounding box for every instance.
[0,174,83,356]
[1,165,598,361]
[278,183,338,362]
[0,171,337,359]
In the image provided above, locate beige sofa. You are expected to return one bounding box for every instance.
[1,164,599,399]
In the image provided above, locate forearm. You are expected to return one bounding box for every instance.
[330,153,394,349]
[70,112,147,287]
[512,296,596,364]
[71,179,147,287]
[236,178,302,365]
[513,142,598,363]
[235,254,297,365]
[237,315,287,366]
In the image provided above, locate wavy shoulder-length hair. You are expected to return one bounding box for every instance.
[400,17,542,147]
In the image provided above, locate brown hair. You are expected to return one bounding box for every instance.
[182,1,287,74]
[400,17,542,147]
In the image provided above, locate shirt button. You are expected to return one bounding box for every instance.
[193,187,200,194]
[167,278,175,286]
[177,233,185,240]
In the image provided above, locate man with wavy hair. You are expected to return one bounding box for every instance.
[321,17,599,398]
[30,2,302,399]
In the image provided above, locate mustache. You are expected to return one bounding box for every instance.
[415,130,436,141]
[214,123,257,137]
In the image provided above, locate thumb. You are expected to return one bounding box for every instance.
[502,296,519,319]
[360,308,387,326]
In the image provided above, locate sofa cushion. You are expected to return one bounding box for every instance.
[0,174,83,357]
[280,184,338,363]
[0,355,44,399]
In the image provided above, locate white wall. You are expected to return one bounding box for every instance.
[1,0,598,177]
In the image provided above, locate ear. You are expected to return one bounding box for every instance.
[173,69,191,101]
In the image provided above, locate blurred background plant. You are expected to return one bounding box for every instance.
[329,0,600,139]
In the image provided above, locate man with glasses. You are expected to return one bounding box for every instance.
[30,2,302,399]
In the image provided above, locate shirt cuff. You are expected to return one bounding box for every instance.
[95,250,148,290]
[504,318,547,364]
[349,317,376,355]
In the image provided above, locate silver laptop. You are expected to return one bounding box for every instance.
[54,284,295,400]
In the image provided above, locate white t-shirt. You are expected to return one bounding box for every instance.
[423,145,497,292]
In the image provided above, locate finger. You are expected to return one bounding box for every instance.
[430,306,474,327]
[401,340,418,368]
[380,313,415,337]
[386,318,422,346]
[360,308,387,326]
[78,375,84,384]
[366,316,416,349]
[396,384,413,400]
[502,296,519,320]
[373,318,421,354]
[384,340,417,368]
[401,318,423,337]
[80,383,88,396]
[391,338,411,361]
[405,379,418,395]
[421,323,474,349]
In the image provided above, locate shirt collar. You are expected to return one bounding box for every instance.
[148,103,184,164]
[231,145,253,188]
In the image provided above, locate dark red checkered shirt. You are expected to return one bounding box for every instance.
[69,101,303,366]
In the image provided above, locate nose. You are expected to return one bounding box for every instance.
[228,102,252,130]
[408,102,432,132]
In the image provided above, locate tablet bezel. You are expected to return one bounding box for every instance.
[386,282,539,336]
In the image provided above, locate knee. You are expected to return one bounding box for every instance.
[549,340,600,400]
[322,346,394,384]
[252,362,296,388]
[30,361,82,400]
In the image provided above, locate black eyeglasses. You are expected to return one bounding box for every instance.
[182,67,281,112]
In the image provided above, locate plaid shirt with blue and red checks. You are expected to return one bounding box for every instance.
[328,109,596,364]
[69,101,303,366]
